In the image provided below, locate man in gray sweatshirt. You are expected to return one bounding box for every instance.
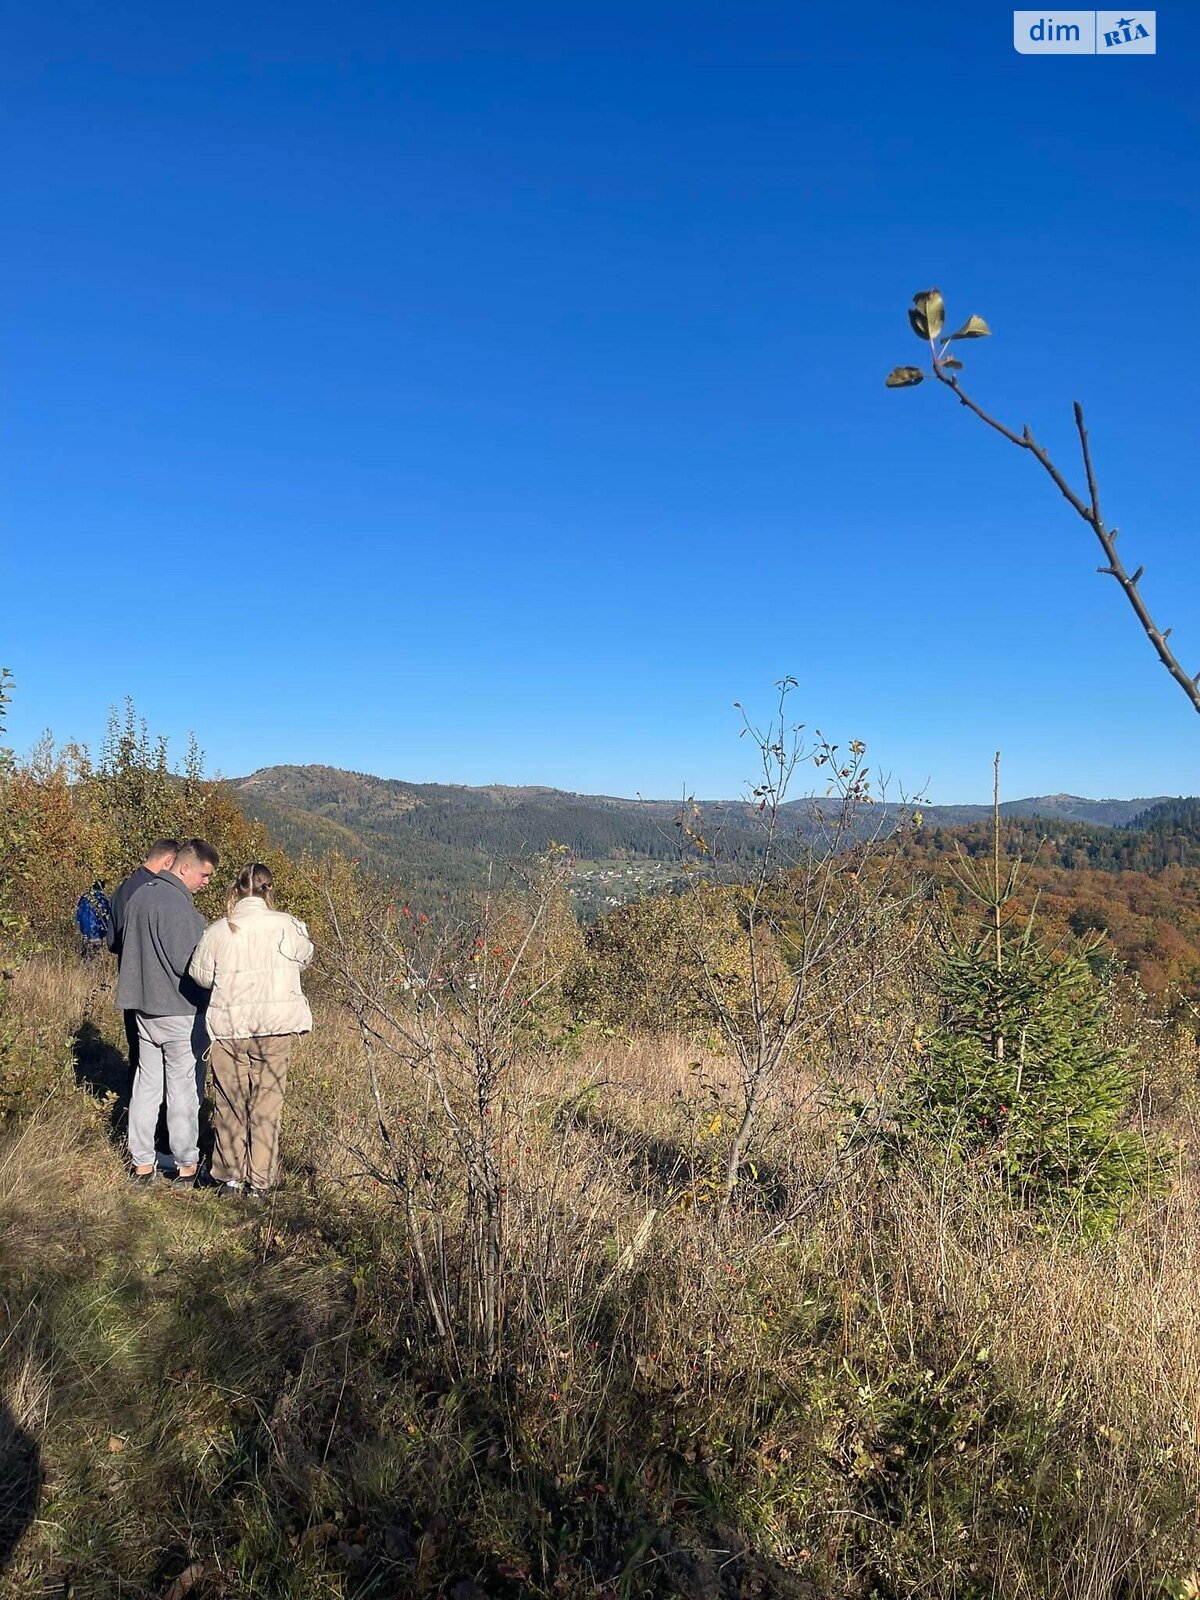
[106,838,180,1095]
[117,839,219,1184]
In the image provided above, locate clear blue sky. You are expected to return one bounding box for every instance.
[5,3,1199,802]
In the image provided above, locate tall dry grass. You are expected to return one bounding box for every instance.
[2,955,1200,1597]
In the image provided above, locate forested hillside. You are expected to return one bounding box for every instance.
[900,805,1200,997]
[227,766,1200,991]
[234,764,690,894]
[233,763,1180,905]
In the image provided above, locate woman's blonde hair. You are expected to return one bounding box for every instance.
[227,862,275,928]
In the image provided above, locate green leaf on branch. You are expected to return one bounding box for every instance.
[914,289,944,339]
[908,306,929,339]
[941,356,963,370]
[885,366,926,387]
[949,314,991,340]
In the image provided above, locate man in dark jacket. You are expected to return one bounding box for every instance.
[117,839,218,1185]
[108,839,180,1091]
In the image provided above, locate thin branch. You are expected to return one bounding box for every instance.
[931,362,1200,714]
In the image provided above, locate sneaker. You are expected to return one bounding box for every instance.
[216,1180,244,1198]
[129,1167,157,1188]
[170,1168,199,1190]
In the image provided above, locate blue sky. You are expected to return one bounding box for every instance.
[4,2,1198,803]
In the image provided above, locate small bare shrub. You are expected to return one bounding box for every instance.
[320,849,588,1368]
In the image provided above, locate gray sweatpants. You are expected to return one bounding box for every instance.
[127,1012,207,1170]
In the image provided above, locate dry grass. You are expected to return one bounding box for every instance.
[3,956,1200,1597]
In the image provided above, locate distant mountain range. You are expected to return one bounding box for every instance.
[232,763,1182,904]
[909,793,1166,828]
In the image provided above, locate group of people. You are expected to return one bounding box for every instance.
[103,838,314,1198]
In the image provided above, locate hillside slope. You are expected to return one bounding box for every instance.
[232,764,1180,905]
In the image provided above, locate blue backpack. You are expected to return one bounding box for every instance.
[76,894,110,942]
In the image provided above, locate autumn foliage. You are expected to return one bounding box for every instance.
[0,698,359,962]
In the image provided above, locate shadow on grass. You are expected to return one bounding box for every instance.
[0,1165,817,1599]
[71,1020,128,1102]
[71,1019,130,1141]
[561,1102,791,1215]
[0,1401,40,1575]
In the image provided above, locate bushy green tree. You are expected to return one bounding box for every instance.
[83,699,209,873]
[888,922,1163,1233]
[873,759,1165,1235]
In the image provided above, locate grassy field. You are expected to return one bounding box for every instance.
[4,957,1200,1598]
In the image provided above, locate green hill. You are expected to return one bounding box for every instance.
[232,764,1185,912]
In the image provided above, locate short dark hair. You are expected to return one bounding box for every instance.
[147,838,181,861]
[174,839,220,871]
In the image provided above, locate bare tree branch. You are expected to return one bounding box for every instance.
[926,349,1200,714]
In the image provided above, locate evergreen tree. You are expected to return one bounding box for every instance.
[880,756,1165,1235]
[893,923,1161,1233]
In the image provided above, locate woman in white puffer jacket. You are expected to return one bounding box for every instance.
[188,863,313,1198]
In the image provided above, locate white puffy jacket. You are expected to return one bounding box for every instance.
[188,896,314,1040]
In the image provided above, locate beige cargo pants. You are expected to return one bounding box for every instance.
[208,1035,292,1191]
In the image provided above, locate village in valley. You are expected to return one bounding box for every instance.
[567,855,683,917]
